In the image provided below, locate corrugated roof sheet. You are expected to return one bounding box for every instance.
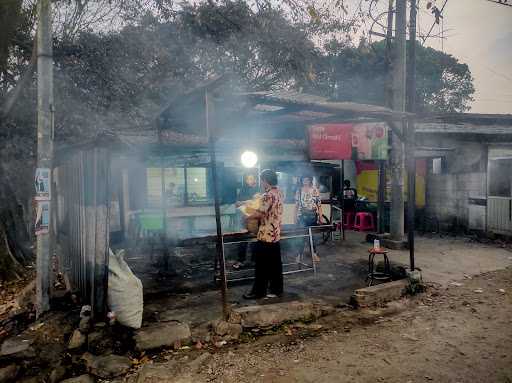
[416,123,512,135]
[245,90,403,118]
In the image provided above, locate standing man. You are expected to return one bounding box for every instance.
[243,169,284,300]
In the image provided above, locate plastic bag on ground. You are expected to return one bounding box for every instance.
[108,249,143,329]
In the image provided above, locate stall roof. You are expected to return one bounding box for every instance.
[416,122,512,136]
[242,90,404,119]
[157,79,410,138]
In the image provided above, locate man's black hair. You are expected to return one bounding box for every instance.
[260,169,278,186]
[344,179,351,187]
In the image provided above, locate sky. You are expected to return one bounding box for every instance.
[421,0,512,114]
[314,0,512,114]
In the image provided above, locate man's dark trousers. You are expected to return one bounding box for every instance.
[251,241,283,297]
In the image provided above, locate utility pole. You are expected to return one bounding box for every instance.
[378,0,395,234]
[406,0,417,270]
[390,0,407,241]
[35,0,54,316]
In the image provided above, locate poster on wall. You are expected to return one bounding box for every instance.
[308,122,388,160]
[35,200,50,235]
[34,168,51,200]
[354,160,426,207]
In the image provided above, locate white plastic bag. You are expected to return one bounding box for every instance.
[108,249,143,329]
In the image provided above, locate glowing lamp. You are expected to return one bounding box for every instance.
[241,150,258,168]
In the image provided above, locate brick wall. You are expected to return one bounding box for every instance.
[423,138,487,231]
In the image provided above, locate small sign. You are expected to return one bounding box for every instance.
[35,168,51,200]
[308,123,388,160]
[308,124,353,160]
[35,200,50,235]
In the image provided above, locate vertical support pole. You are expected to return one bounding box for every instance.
[92,149,110,318]
[160,157,166,235]
[205,89,229,320]
[384,0,395,104]
[390,0,407,241]
[340,160,345,240]
[157,123,169,270]
[183,165,189,206]
[378,161,386,233]
[121,169,130,239]
[308,227,316,274]
[484,147,489,233]
[381,0,394,237]
[406,0,417,271]
[36,0,54,316]
[406,122,416,270]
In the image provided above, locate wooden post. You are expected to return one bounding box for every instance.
[205,89,229,320]
[36,0,54,316]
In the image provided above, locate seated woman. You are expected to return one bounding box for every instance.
[294,176,322,263]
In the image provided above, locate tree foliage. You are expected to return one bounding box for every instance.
[313,39,475,113]
[51,0,320,137]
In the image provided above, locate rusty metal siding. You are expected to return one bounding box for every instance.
[55,148,111,316]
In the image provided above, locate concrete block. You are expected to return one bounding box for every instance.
[381,238,407,250]
[229,301,332,328]
[352,280,409,307]
[134,322,191,351]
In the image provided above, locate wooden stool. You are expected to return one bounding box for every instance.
[366,248,391,286]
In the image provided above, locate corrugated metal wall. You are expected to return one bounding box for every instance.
[55,148,111,317]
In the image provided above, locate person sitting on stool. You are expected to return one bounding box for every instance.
[343,179,358,213]
[243,169,284,300]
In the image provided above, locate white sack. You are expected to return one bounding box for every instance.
[108,249,143,329]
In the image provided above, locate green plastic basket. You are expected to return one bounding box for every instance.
[138,213,164,231]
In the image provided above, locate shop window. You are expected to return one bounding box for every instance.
[146,166,236,207]
[186,168,208,204]
[488,159,512,198]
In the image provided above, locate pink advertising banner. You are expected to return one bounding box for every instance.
[308,122,388,160]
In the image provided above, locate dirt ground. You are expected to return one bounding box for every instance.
[139,232,512,330]
[2,234,512,382]
[193,267,512,383]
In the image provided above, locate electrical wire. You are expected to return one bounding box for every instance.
[421,0,449,44]
[485,0,512,7]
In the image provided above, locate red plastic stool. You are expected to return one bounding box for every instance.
[343,211,355,229]
[354,212,375,231]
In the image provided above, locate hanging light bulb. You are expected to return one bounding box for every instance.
[241,150,258,168]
